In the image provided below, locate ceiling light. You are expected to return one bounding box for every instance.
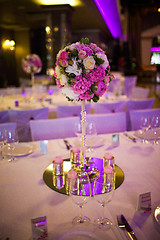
[94,0,123,39]
[35,0,82,7]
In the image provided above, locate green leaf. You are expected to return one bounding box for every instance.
[92,94,99,102]
[80,38,90,45]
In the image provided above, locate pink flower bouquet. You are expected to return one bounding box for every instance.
[54,38,114,102]
[22,54,42,74]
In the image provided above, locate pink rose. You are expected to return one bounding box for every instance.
[60,59,68,67]
[59,51,68,60]
[78,50,87,60]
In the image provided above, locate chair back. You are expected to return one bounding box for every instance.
[93,101,126,114]
[126,98,155,131]
[86,112,127,134]
[130,108,160,130]
[0,110,9,123]
[131,87,150,99]
[124,75,137,97]
[30,116,80,141]
[57,103,91,118]
[8,107,49,142]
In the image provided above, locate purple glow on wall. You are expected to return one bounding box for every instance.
[94,0,123,38]
[150,46,160,52]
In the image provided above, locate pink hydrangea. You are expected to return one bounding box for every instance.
[79,91,94,100]
[90,43,103,53]
[75,43,93,56]
[88,66,105,83]
[72,76,92,94]
[94,81,107,97]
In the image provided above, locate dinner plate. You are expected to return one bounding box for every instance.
[49,222,114,240]
[74,136,104,148]
[154,204,160,227]
[2,143,35,157]
[134,129,160,140]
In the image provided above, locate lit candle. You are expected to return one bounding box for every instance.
[53,156,63,175]
[70,146,80,164]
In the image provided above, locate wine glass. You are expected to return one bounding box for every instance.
[69,169,91,225]
[140,116,151,132]
[93,175,114,230]
[0,128,7,160]
[74,121,82,140]
[140,116,151,143]
[86,121,97,153]
[6,129,19,162]
[151,116,160,143]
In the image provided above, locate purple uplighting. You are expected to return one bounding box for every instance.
[94,0,123,38]
[150,46,160,52]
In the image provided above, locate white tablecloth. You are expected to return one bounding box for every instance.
[0,132,160,239]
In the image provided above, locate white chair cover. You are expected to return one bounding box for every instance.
[126,98,155,131]
[8,107,49,142]
[130,108,160,130]
[86,112,127,134]
[93,101,126,114]
[124,75,137,98]
[30,116,80,141]
[0,110,9,123]
[107,77,121,93]
[131,86,150,99]
[57,103,91,118]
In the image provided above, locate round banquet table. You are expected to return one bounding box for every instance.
[0,132,160,240]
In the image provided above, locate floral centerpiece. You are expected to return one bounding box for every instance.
[22,54,42,87]
[54,38,114,166]
[54,38,113,102]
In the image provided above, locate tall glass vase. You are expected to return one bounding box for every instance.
[31,72,35,88]
[80,100,87,168]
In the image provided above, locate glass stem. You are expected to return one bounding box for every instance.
[101,204,105,222]
[79,205,83,221]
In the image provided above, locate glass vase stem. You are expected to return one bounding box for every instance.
[31,72,34,87]
[81,100,86,167]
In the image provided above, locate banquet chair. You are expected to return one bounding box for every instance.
[131,86,150,99]
[86,112,127,134]
[126,98,155,131]
[8,107,49,142]
[57,103,91,118]
[124,75,137,98]
[130,108,160,131]
[93,101,126,114]
[30,116,80,141]
[0,110,10,123]
[107,77,121,93]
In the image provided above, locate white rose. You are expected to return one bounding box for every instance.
[55,65,61,79]
[65,59,82,76]
[62,86,79,100]
[83,56,95,70]
[60,74,68,85]
[96,53,109,69]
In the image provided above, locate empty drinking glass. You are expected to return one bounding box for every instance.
[6,129,19,162]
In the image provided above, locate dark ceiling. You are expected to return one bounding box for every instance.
[0,0,159,36]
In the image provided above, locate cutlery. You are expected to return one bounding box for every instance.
[63,139,72,150]
[123,132,137,143]
[117,215,138,240]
